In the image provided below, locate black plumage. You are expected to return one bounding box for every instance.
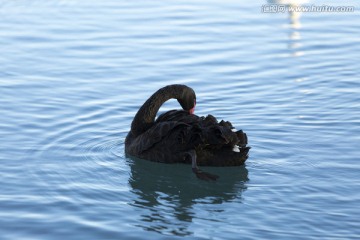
[125,84,250,180]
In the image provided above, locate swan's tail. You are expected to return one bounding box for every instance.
[236,129,248,147]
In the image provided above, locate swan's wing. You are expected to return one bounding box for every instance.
[156,111,240,147]
[131,121,187,154]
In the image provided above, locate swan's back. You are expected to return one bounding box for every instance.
[126,110,249,166]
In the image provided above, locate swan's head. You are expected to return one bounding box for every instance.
[177,87,196,114]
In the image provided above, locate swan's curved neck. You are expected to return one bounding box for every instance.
[130,85,190,136]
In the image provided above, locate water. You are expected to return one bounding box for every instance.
[1,0,359,239]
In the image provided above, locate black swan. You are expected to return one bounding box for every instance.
[125,84,250,180]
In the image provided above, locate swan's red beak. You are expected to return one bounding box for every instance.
[189,103,196,114]
[189,107,195,114]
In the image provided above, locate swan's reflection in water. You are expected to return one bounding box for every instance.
[127,156,249,236]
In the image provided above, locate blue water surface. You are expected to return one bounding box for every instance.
[1,0,359,239]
